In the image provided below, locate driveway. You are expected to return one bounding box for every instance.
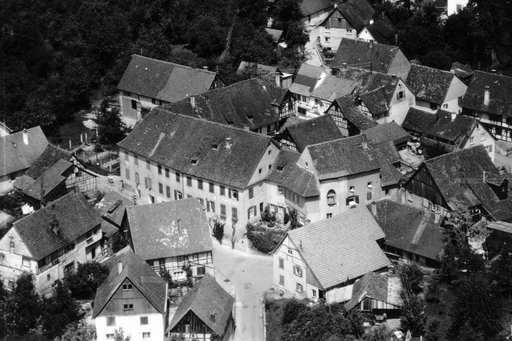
[213,241,273,341]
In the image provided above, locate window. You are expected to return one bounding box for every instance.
[430,102,438,110]
[209,182,214,193]
[124,152,129,161]
[220,186,225,196]
[198,198,205,207]
[278,186,283,194]
[198,179,203,190]
[207,200,215,213]
[232,207,238,223]
[279,275,284,285]
[135,172,140,184]
[279,258,284,269]
[296,283,303,293]
[174,190,183,200]
[287,248,293,256]
[397,91,405,100]
[268,150,272,155]
[146,160,150,170]
[142,332,151,339]
[259,202,264,213]
[367,182,373,189]
[258,168,262,174]
[294,265,303,277]
[469,136,474,144]
[140,316,148,325]
[158,165,162,175]
[325,37,331,42]
[249,187,254,199]
[327,213,333,218]
[248,206,257,219]
[407,191,414,202]
[158,183,163,194]
[176,172,181,182]
[312,289,317,298]
[327,189,336,205]
[487,145,493,153]
[123,303,134,311]
[229,189,239,201]
[22,256,30,268]
[149,195,155,203]
[106,334,115,340]
[367,191,372,201]
[166,186,171,198]
[268,164,272,170]
[165,168,169,178]
[346,195,359,207]
[131,100,137,110]
[187,176,192,187]
[122,283,133,290]
[197,266,206,276]
[443,104,448,109]
[107,317,116,326]
[134,156,138,165]
[481,132,486,140]
[220,204,226,219]
[125,169,130,180]
[145,177,152,190]
[349,186,355,193]
[298,107,307,115]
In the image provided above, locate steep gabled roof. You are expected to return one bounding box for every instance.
[22,159,74,200]
[283,115,344,152]
[333,96,378,131]
[0,126,49,177]
[290,64,325,97]
[164,77,288,130]
[93,248,167,318]
[369,200,445,261]
[126,198,213,261]
[13,192,102,260]
[25,144,71,179]
[300,0,332,17]
[402,107,437,135]
[118,109,275,189]
[345,272,402,310]
[96,191,133,227]
[285,207,389,290]
[117,55,217,103]
[365,17,397,44]
[363,122,410,146]
[423,111,476,146]
[167,274,234,336]
[461,70,512,117]
[265,28,283,43]
[406,64,455,105]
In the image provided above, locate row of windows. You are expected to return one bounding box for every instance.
[106,316,148,327]
[278,275,304,293]
[106,332,150,340]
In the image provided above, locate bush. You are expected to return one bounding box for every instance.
[282,299,308,325]
[246,223,285,253]
[64,261,109,300]
[261,205,277,227]
[213,221,225,244]
[399,262,424,295]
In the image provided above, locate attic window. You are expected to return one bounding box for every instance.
[212,144,219,150]
[191,159,198,165]
[123,303,134,311]
[122,283,133,290]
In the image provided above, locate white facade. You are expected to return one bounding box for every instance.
[357,27,375,43]
[414,76,467,114]
[119,92,161,128]
[447,0,468,16]
[463,122,496,163]
[96,313,165,341]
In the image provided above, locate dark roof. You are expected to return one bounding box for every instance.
[345,0,374,24]
[284,207,389,290]
[334,96,378,131]
[117,54,217,103]
[126,198,213,261]
[267,150,319,197]
[320,2,370,32]
[363,122,410,146]
[283,115,344,152]
[265,28,283,43]
[289,64,325,97]
[22,159,74,200]
[236,62,278,77]
[306,135,381,180]
[164,77,288,130]
[461,70,512,117]
[423,111,476,147]
[0,126,49,177]
[25,144,71,179]
[332,39,403,74]
[13,192,102,260]
[300,0,332,17]
[365,17,397,44]
[167,274,234,336]
[97,191,134,227]
[406,64,455,104]
[370,200,445,260]
[118,109,275,189]
[93,248,167,318]
[402,107,437,135]
[451,62,474,81]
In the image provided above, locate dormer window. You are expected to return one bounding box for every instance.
[349,186,355,193]
[367,182,373,189]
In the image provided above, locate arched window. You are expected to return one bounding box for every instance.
[327,190,336,205]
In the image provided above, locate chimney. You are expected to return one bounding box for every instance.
[361,134,368,149]
[243,125,250,131]
[371,201,377,216]
[50,204,60,236]
[369,19,374,25]
[190,96,196,109]
[177,218,182,233]
[22,129,28,145]
[209,310,216,323]
[484,86,490,106]
[117,260,123,275]
[225,137,232,149]
[369,40,373,49]
[203,66,208,71]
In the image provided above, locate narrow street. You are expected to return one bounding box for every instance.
[213,241,273,341]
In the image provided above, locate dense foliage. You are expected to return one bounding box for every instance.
[213,221,225,244]
[64,261,109,300]
[246,223,286,253]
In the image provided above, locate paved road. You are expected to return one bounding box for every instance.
[213,241,273,341]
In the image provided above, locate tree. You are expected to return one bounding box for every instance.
[64,261,109,300]
[400,294,427,337]
[281,299,308,325]
[398,262,424,295]
[0,280,8,340]
[186,16,226,58]
[5,273,41,336]
[424,318,442,341]
[213,221,225,244]
[261,205,277,226]
[41,280,83,339]
[95,98,127,146]
[55,322,96,341]
[288,209,300,230]
[489,243,512,298]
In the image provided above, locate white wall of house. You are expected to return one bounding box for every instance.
[317,26,357,52]
[119,92,162,128]
[357,28,375,43]
[387,50,411,81]
[388,80,416,125]
[464,123,496,163]
[148,251,214,281]
[447,0,468,16]
[0,228,35,289]
[96,313,165,341]
[442,76,468,113]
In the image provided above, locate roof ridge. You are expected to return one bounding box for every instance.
[373,198,426,214]
[411,63,452,75]
[131,54,217,75]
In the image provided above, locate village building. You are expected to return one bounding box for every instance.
[300,0,333,25]
[369,199,445,267]
[0,192,103,292]
[332,39,411,80]
[461,70,512,142]
[96,192,133,255]
[325,96,378,134]
[123,198,214,282]
[0,126,48,193]
[117,54,222,126]
[357,16,397,45]
[164,77,295,135]
[406,64,467,113]
[167,274,235,341]
[402,107,496,161]
[0,122,12,137]
[93,248,168,341]
[236,62,292,88]
[118,109,281,238]
[363,122,411,150]
[273,207,390,303]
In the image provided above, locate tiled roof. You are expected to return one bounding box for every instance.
[290,64,325,97]
[406,64,455,105]
[236,62,278,77]
[96,191,133,227]
[22,159,74,200]
[118,109,275,189]
[117,54,217,103]
[322,0,374,30]
[451,62,474,81]
[25,144,71,179]
[345,272,402,310]
[310,73,362,101]
[267,150,319,197]
[461,70,512,117]
[300,0,332,17]
[164,77,288,130]
[423,111,476,146]
[402,107,437,135]
[167,274,234,336]
[0,126,49,177]
[358,73,401,114]
[93,248,167,318]
[332,39,402,74]
[285,207,389,290]
[363,122,410,146]
[334,96,378,131]
[126,198,213,261]
[265,28,283,43]
[13,192,102,260]
[283,115,344,152]
[306,135,381,180]
[370,200,445,261]
[366,17,397,44]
